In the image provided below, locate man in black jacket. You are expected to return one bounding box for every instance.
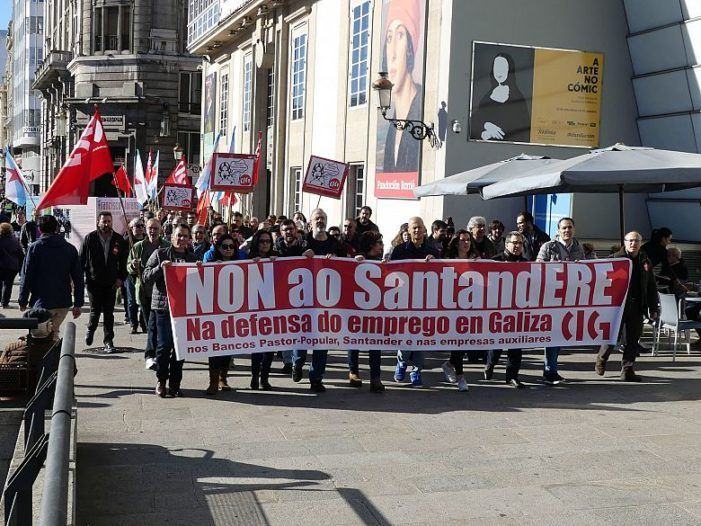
[293,209,346,393]
[389,216,439,387]
[484,231,529,388]
[80,211,128,352]
[143,224,196,397]
[596,231,659,382]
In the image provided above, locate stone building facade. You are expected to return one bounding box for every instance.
[34,0,202,195]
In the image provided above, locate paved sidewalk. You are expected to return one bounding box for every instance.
[4,305,701,525]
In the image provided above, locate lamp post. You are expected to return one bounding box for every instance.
[372,71,438,148]
[173,143,183,161]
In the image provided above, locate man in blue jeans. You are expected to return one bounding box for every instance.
[536,217,585,385]
[295,208,346,393]
[388,217,439,387]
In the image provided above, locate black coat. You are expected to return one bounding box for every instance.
[80,230,128,287]
[613,248,659,316]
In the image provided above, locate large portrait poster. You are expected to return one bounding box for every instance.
[374,0,427,200]
[204,73,217,135]
[469,42,603,148]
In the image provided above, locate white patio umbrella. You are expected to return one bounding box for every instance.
[413,154,562,197]
[481,144,701,240]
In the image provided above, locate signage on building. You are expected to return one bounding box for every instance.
[266,127,274,170]
[76,114,125,131]
[469,42,604,148]
[375,0,428,200]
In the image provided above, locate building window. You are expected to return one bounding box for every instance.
[266,68,275,128]
[177,131,201,181]
[93,6,130,52]
[292,167,302,212]
[243,55,252,132]
[290,29,307,120]
[187,0,220,46]
[219,72,228,134]
[349,1,370,107]
[179,72,202,114]
[347,164,365,217]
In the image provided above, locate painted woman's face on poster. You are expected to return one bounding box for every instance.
[375,0,426,200]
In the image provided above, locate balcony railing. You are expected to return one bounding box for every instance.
[32,50,73,90]
[94,35,129,52]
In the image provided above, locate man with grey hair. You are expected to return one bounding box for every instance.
[191,224,209,261]
[660,245,691,298]
[596,231,659,381]
[294,208,347,393]
[468,216,496,259]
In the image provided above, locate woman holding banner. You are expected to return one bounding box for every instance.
[248,230,279,390]
[203,234,244,395]
[441,230,481,392]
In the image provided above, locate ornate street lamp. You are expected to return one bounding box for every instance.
[173,143,184,161]
[372,72,438,148]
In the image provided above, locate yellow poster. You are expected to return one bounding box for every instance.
[530,49,603,147]
[470,43,603,148]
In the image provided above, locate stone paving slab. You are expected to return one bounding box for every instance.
[3,304,701,525]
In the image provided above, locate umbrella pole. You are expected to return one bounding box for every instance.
[618,185,625,244]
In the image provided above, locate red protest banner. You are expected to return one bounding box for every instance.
[164,257,631,360]
[210,153,257,193]
[302,155,349,199]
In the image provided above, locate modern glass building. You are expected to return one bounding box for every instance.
[10,0,44,194]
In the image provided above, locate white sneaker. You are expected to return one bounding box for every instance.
[441,361,457,383]
[457,377,469,392]
[145,357,156,370]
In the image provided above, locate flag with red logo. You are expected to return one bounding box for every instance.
[252,130,262,187]
[37,106,114,210]
[112,164,133,196]
[166,157,189,185]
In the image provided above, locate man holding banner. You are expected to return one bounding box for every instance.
[596,231,659,382]
[389,216,439,387]
[294,208,347,393]
[485,231,530,388]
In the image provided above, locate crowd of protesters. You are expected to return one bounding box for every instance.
[1,202,686,398]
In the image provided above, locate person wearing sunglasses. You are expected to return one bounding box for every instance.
[202,233,244,395]
[248,230,279,390]
[484,231,529,389]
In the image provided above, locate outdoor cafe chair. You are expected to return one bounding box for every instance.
[653,293,701,362]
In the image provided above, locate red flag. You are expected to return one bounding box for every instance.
[196,191,211,225]
[38,106,114,210]
[112,164,133,196]
[165,157,189,185]
[219,192,237,207]
[252,130,263,186]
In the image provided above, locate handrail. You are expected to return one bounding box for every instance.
[38,322,76,526]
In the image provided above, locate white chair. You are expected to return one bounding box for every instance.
[653,293,701,362]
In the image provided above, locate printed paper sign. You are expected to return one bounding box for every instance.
[210,153,256,193]
[162,183,194,210]
[165,257,631,360]
[302,156,349,199]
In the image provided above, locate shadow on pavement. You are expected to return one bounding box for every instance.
[76,442,387,525]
